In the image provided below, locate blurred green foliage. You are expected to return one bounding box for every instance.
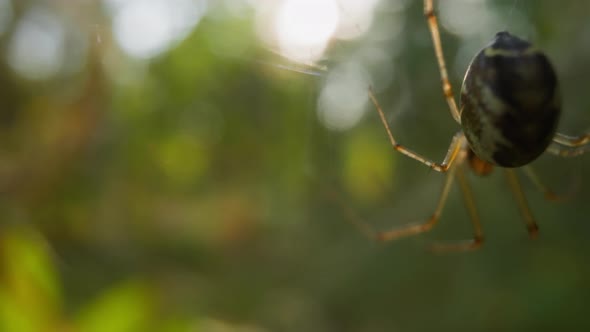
[1,1,590,331]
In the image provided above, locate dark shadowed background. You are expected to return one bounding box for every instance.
[1,0,590,331]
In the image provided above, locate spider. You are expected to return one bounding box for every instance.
[357,0,590,252]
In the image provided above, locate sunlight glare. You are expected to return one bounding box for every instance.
[275,0,339,63]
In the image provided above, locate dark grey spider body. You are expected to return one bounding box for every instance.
[460,32,561,167]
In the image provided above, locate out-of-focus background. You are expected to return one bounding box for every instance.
[1,0,590,331]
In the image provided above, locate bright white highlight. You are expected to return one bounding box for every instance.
[275,0,339,63]
[111,0,206,59]
[249,0,400,131]
[253,0,382,65]
[318,62,370,131]
[6,8,65,80]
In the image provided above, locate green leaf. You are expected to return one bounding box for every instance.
[0,227,62,332]
[76,281,153,332]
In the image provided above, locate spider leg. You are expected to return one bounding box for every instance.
[522,165,579,202]
[504,169,539,238]
[430,165,484,253]
[424,0,461,123]
[553,132,590,146]
[546,133,590,157]
[372,151,465,242]
[321,186,379,242]
[368,88,464,173]
[322,161,458,242]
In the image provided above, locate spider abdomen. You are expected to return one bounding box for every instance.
[460,32,561,167]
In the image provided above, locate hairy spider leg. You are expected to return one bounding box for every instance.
[373,147,467,242]
[322,146,467,243]
[430,164,485,253]
[505,169,539,238]
[368,88,464,172]
[553,132,590,146]
[424,0,461,123]
[548,133,590,157]
[522,165,580,201]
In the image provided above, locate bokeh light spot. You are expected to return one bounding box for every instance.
[111,0,207,60]
[6,8,65,80]
[318,62,370,131]
[439,0,499,37]
[334,0,380,40]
